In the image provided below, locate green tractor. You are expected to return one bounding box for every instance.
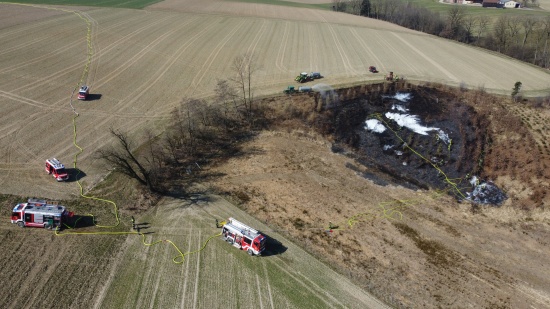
[295,72,310,83]
[283,85,296,94]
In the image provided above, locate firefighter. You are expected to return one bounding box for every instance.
[131,216,135,230]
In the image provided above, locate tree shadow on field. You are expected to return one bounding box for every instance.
[261,233,287,256]
[65,168,86,182]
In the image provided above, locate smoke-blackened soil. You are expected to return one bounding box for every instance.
[326,86,488,199]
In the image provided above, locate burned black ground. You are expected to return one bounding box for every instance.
[324,85,488,198]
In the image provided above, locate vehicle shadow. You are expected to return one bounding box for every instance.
[64,214,95,228]
[261,233,287,256]
[65,168,86,182]
[86,94,102,101]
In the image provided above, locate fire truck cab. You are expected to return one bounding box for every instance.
[11,198,72,229]
[78,85,89,100]
[45,158,69,181]
[221,217,266,256]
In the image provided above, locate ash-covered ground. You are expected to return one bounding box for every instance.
[328,86,496,201]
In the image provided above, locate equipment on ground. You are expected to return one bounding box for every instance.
[78,85,89,100]
[221,217,266,256]
[295,72,322,83]
[11,198,73,229]
[284,85,296,94]
[45,158,69,181]
[284,85,313,94]
[369,66,378,73]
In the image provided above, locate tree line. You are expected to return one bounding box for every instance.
[333,0,550,68]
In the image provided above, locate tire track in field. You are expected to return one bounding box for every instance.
[391,32,457,81]
[245,19,268,58]
[115,16,212,112]
[255,274,265,309]
[275,21,290,73]
[188,19,247,94]
[349,28,384,71]
[0,90,60,110]
[2,14,173,93]
[307,24,318,72]
[0,11,127,76]
[178,232,193,309]
[262,260,275,309]
[373,31,418,74]
[325,23,360,76]
[192,230,202,309]
[266,257,346,308]
[0,10,75,40]
[92,235,132,309]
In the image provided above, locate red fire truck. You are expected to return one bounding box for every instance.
[221,217,266,256]
[45,158,69,181]
[11,198,73,229]
[78,85,89,100]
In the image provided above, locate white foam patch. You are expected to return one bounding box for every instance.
[385,112,439,135]
[365,119,386,133]
[391,104,408,112]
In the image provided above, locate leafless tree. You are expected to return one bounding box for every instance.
[348,0,362,15]
[332,0,347,11]
[97,128,157,192]
[231,53,258,123]
[463,15,477,42]
[493,15,511,52]
[520,16,539,48]
[476,15,490,44]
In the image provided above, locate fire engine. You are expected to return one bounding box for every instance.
[221,217,266,256]
[45,158,69,181]
[78,85,89,100]
[11,198,73,229]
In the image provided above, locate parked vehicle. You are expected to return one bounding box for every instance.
[78,85,89,100]
[221,217,266,256]
[11,198,73,229]
[45,158,69,181]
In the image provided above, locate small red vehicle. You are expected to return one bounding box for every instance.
[78,85,89,100]
[45,158,69,181]
[369,66,378,73]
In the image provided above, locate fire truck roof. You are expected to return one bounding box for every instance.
[46,158,65,169]
[13,203,66,215]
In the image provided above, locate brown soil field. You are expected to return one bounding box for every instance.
[1,1,550,308]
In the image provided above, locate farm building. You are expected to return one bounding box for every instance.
[504,0,521,8]
[482,0,505,7]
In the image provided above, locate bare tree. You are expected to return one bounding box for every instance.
[493,15,511,53]
[507,16,522,46]
[97,128,157,192]
[463,15,477,43]
[231,53,258,123]
[476,15,490,44]
[348,0,362,15]
[332,0,347,11]
[521,16,538,48]
[443,5,466,40]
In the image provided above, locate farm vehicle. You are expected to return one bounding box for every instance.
[11,198,74,229]
[221,217,266,256]
[369,66,378,73]
[283,85,313,94]
[295,72,322,83]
